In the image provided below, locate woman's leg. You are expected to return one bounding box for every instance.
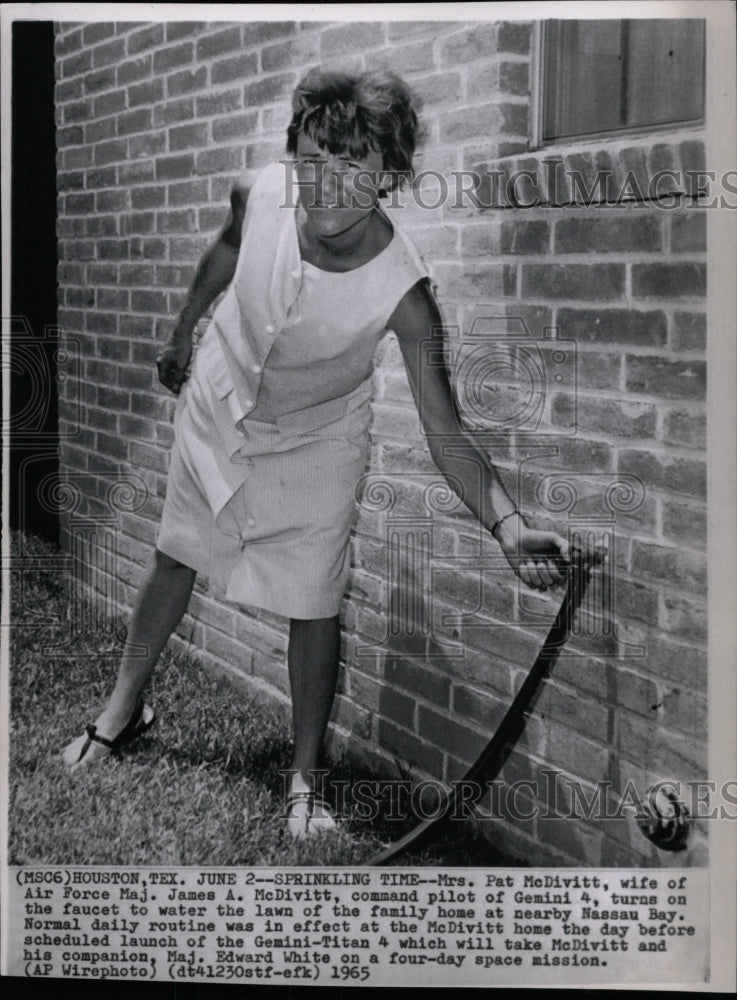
[63,548,196,766]
[287,615,341,780]
[286,615,341,834]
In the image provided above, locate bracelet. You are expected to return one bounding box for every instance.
[491,510,524,541]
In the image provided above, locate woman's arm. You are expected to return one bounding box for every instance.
[389,279,568,590]
[156,171,256,394]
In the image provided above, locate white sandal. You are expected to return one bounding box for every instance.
[286,789,337,840]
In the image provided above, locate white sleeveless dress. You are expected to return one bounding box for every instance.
[157,161,429,619]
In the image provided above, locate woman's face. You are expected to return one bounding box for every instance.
[295,131,385,241]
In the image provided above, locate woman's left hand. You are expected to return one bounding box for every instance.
[497,518,569,590]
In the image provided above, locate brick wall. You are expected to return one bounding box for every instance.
[53,19,707,866]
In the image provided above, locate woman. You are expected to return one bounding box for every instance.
[63,69,569,838]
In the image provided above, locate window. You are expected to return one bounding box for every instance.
[541,19,706,144]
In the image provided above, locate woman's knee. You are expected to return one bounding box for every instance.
[153,548,195,575]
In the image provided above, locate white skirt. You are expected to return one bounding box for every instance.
[157,357,373,620]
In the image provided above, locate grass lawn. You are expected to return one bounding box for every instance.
[7,533,521,867]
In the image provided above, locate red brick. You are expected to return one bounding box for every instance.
[452,684,505,729]
[670,212,706,252]
[121,212,156,236]
[117,54,152,85]
[432,262,505,299]
[439,24,498,64]
[93,90,126,117]
[243,22,296,46]
[660,687,707,737]
[97,290,130,313]
[367,39,436,75]
[61,50,92,78]
[262,35,320,72]
[166,67,208,97]
[555,215,661,254]
[154,42,194,74]
[92,37,126,69]
[196,90,242,118]
[212,112,259,142]
[384,657,451,707]
[88,263,119,284]
[130,289,167,313]
[155,154,195,181]
[85,312,118,333]
[379,686,416,728]
[631,540,707,589]
[439,103,504,143]
[552,394,657,438]
[85,117,116,143]
[320,22,385,57]
[129,440,167,473]
[98,239,129,260]
[119,160,155,185]
[57,170,85,192]
[85,216,118,238]
[619,448,706,500]
[557,308,667,347]
[63,98,94,123]
[387,21,439,41]
[127,24,165,55]
[617,714,706,777]
[662,500,706,547]
[117,107,152,136]
[118,262,154,285]
[625,355,705,400]
[417,705,487,762]
[661,592,707,644]
[631,263,706,299]
[157,209,197,234]
[521,264,624,300]
[131,185,166,209]
[83,67,116,95]
[377,718,443,775]
[615,668,659,717]
[195,26,242,60]
[153,97,195,127]
[166,21,206,42]
[196,147,243,175]
[167,179,209,206]
[55,27,83,56]
[243,73,295,107]
[65,192,94,214]
[497,21,531,54]
[501,220,550,255]
[57,124,84,147]
[96,430,129,460]
[128,78,164,107]
[210,51,259,86]
[672,311,706,352]
[499,61,530,96]
[663,407,706,449]
[83,23,115,46]
[168,236,211,260]
[128,131,166,159]
[168,122,209,150]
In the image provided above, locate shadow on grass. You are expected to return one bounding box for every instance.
[8,532,523,868]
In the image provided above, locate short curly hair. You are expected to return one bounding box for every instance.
[286,68,421,189]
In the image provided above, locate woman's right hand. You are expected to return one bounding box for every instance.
[156,326,192,395]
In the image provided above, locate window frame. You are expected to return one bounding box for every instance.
[531,18,707,150]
